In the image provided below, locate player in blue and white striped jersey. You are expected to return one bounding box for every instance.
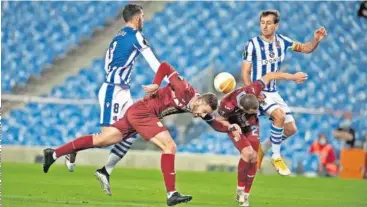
[242,10,327,176]
[65,4,163,195]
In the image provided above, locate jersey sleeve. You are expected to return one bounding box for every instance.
[240,80,265,96]
[242,40,254,62]
[278,34,295,50]
[217,101,235,119]
[171,75,196,101]
[251,80,265,96]
[135,31,150,51]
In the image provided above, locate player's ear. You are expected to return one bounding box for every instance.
[275,23,279,30]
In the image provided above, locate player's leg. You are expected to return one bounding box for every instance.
[257,101,282,166]
[149,131,192,206]
[282,118,297,142]
[129,113,192,206]
[93,88,136,196]
[100,87,136,176]
[258,93,290,175]
[228,133,254,207]
[240,136,260,207]
[43,126,125,173]
[65,83,117,171]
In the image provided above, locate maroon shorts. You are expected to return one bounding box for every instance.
[228,133,260,152]
[112,101,168,141]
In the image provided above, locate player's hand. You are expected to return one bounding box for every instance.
[257,93,266,104]
[228,124,242,139]
[292,72,308,84]
[314,27,327,42]
[142,84,159,95]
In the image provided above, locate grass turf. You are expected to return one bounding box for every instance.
[2,163,366,207]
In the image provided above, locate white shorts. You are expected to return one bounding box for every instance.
[98,83,134,126]
[259,91,294,123]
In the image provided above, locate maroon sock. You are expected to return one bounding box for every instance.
[161,154,176,192]
[238,159,250,187]
[55,135,93,158]
[245,162,258,193]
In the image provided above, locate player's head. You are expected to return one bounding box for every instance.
[259,9,280,37]
[123,4,144,31]
[239,94,259,114]
[191,93,218,118]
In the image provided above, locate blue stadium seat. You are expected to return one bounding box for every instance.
[2,2,366,159]
[2,1,126,92]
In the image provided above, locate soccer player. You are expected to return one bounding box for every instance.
[43,62,239,206]
[242,9,327,175]
[65,4,166,192]
[216,71,307,206]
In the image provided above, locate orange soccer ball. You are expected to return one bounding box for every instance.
[214,72,236,94]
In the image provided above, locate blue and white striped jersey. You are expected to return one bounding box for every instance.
[243,34,295,92]
[104,26,160,86]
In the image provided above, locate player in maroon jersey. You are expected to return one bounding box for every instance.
[42,62,240,206]
[216,71,307,206]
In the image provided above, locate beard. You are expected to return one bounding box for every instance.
[138,18,143,31]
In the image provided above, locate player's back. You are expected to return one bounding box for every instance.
[141,81,197,119]
[104,27,146,86]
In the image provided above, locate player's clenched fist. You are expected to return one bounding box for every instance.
[293,72,308,84]
[314,27,327,42]
[228,124,242,140]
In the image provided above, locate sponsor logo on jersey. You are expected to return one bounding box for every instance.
[261,56,281,65]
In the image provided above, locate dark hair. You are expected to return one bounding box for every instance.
[200,93,218,111]
[122,4,143,22]
[239,94,259,111]
[259,9,280,24]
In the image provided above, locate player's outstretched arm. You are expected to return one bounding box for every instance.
[293,27,327,54]
[143,62,176,94]
[242,41,254,86]
[242,62,252,86]
[203,115,242,138]
[262,72,308,85]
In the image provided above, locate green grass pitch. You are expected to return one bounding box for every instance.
[2,163,366,207]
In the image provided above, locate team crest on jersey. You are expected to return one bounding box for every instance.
[269,51,275,58]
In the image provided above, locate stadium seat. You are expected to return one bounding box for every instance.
[2,1,126,92]
[2,2,366,165]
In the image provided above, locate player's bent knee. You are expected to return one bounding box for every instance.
[150,131,177,154]
[251,151,258,162]
[168,141,177,154]
[271,108,286,124]
[284,123,297,137]
[240,146,253,161]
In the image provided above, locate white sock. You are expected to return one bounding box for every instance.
[105,139,135,175]
[269,124,284,159]
[261,138,272,153]
[167,191,177,198]
[52,152,57,160]
[271,144,281,159]
[105,153,122,175]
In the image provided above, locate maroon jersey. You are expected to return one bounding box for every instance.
[142,75,198,119]
[217,80,265,136]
